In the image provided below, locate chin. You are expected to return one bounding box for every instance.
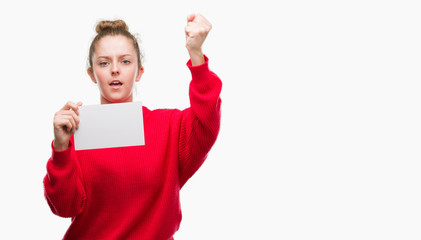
[102,94,132,104]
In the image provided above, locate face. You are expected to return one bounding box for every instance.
[88,35,144,104]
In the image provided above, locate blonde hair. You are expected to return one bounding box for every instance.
[88,19,143,69]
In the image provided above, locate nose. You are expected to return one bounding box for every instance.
[111,63,120,76]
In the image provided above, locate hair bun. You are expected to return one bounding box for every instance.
[95,19,129,33]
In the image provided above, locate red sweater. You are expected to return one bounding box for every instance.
[43,56,222,240]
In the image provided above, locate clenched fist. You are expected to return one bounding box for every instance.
[185,13,212,66]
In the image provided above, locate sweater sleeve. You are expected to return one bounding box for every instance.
[43,138,86,218]
[178,55,222,187]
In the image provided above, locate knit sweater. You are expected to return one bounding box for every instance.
[43,56,222,240]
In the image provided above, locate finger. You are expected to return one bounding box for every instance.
[58,110,78,120]
[185,26,193,36]
[61,101,75,110]
[185,26,199,39]
[187,13,195,23]
[194,15,212,32]
[56,117,73,132]
[193,13,203,22]
[53,117,67,129]
[193,14,210,25]
[73,113,80,129]
[62,111,80,128]
[185,25,209,39]
[185,24,204,34]
[54,113,70,128]
[61,109,79,119]
[64,115,77,133]
[61,101,81,115]
[186,21,211,34]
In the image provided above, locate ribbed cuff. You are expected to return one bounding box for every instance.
[51,140,73,168]
[186,55,210,80]
[187,55,222,95]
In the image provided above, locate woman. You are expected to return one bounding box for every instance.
[43,14,222,240]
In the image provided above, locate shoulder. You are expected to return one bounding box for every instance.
[142,106,183,122]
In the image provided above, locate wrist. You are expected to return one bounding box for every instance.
[53,139,69,151]
[188,49,205,66]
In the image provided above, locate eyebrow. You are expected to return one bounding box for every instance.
[97,54,133,59]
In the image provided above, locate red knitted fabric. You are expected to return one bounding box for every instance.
[43,56,222,240]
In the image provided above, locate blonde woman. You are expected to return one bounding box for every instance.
[43,14,221,240]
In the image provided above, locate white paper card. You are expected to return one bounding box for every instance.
[74,102,145,150]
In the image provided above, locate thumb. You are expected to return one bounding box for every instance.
[187,13,195,23]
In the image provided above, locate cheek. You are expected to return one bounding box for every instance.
[133,70,138,81]
[94,70,108,85]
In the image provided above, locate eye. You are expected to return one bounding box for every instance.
[99,62,109,66]
[122,60,131,64]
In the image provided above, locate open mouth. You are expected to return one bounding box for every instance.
[110,80,123,89]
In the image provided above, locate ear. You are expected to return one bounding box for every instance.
[135,66,144,82]
[87,68,97,84]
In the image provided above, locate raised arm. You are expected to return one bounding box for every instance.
[179,14,222,187]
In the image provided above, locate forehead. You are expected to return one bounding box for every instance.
[94,35,135,57]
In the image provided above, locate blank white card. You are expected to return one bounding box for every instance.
[74,102,145,150]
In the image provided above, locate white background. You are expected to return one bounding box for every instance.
[0,0,420,239]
